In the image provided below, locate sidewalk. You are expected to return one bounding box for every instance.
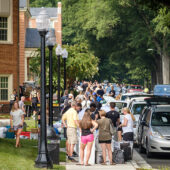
[65,162,136,170]
[60,147,136,170]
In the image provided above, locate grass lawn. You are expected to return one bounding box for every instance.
[0,139,66,170]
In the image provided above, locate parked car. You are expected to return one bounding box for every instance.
[154,84,170,97]
[137,97,170,157]
[127,85,143,93]
[120,93,153,101]
[129,100,147,141]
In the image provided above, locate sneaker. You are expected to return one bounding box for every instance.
[72,152,78,157]
[68,156,78,162]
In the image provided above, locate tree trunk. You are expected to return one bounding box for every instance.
[162,54,170,84]
[151,70,157,90]
[155,54,163,84]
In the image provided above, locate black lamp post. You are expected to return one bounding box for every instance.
[35,8,53,169]
[55,45,63,110]
[62,48,68,90]
[46,29,56,127]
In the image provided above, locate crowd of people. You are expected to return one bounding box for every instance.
[9,81,135,164]
[61,81,135,165]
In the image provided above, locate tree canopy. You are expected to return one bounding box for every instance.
[30,0,170,86]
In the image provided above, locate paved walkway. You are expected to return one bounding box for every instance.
[60,147,136,170]
[65,162,136,170]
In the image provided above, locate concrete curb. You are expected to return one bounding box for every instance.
[132,149,153,169]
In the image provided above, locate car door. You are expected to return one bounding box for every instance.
[142,110,151,149]
[138,108,147,144]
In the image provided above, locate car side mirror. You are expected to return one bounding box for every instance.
[141,121,148,127]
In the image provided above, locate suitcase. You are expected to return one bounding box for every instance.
[120,142,132,161]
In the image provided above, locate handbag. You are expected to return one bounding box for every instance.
[8,128,15,132]
[110,122,116,135]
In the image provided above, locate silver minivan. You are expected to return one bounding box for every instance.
[137,105,170,157]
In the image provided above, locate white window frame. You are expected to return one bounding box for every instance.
[0,74,13,102]
[0,0,13,44]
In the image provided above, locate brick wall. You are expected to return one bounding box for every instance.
[0,0,19,103]
[19,10,30,84]
[55,2,62,45]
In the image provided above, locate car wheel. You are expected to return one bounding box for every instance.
[146,142,152,158]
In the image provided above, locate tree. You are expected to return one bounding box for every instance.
[29,42,99,90]
[30,0,170,86]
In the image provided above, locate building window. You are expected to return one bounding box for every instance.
[0,76,8,101]
[0,17,8,41]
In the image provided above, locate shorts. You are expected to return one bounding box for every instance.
[117,127,122,131]
[81,134,94,145]
[13,125,23,131]
[99,139,111,144]
[67,127,77,144]
[32,103,37,112]
[123,132,134,141]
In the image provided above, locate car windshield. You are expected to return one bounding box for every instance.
[151,112,170,126]
[155,87,170,94]
[132,104,146,115]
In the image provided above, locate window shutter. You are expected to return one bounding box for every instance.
[0,0,10,17]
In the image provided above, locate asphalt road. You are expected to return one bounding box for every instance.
[135,148,170,169]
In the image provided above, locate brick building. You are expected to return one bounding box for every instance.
[0,0,62,103]
[0,0,19,103]
[21,0,62,83]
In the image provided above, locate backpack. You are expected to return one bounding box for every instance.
[113,148,125,164]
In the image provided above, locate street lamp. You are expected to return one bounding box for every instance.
[46,29,56,127]
[35,8,53,169]
[62,48,68,90]
[55,44,63,111]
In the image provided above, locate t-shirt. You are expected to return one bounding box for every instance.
[31,90,38,103]
[10,109,24,126]
[62,108,79,128]
[90,110,99,120]
[19,101,25,110]
[10,94,17,102]
[122,114,133,134]
[106,110,120,127]
[109,90,115,98]
[97,89,104,97]
[106,86,111,94]
[97,118,112,141]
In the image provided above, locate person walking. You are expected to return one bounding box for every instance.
[97,110,116,165]
[10,101,24,148]
[62,101,79,162]
[119,108,135,141]
[79,109,98,166]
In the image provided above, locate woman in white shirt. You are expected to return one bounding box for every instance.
[119,108,135,141]
[10,101,24,148]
